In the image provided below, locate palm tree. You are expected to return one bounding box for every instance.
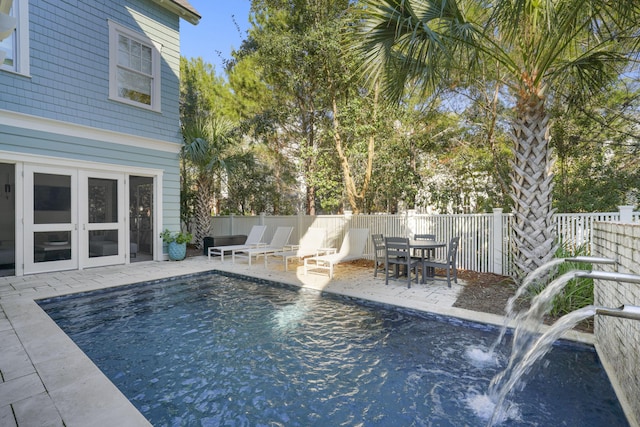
[350,0,640,275]
[181,116,234,249]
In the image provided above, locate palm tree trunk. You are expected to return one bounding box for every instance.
[193,175,214,250]
[510,94,558,276]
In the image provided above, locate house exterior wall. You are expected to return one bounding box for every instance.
[0,116,180,227]
[0,0,191,274]
[592,221,640,427]
[0,0,182,143]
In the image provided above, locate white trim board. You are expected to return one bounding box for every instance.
[0,150,165,177]
[0,109,181,154]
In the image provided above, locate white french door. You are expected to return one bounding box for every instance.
[24,167,127,274]
[80,171,126,268]
[24,166,78,274]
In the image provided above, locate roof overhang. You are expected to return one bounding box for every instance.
[151,0,201,25]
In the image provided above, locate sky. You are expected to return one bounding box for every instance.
[179,0,252,73]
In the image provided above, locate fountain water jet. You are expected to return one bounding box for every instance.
[489,256,617,354]
[485,261,640,426]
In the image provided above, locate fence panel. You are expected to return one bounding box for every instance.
[209,208,637,276]
[555,212,620,252]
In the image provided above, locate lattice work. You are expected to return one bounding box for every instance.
[509,95,558,276]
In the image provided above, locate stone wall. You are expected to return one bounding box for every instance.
[592,221,640,427]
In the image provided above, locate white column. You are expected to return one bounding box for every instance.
[407,209,416,238]
[618,206,633,223]
[492,208,503,275]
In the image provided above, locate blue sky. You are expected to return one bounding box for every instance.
[180,0,252,73]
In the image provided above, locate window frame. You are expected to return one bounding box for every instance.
[0,0,30,75]
[108,20,161,112]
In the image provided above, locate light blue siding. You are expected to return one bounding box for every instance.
[0,0,188,236]
[0,123,181,230]
[0,0,182,145]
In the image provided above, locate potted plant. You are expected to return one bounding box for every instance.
[160,229,193,261]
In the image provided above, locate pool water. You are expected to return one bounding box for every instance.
[38,273,627,426]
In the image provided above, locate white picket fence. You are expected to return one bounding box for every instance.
[209,206,639,276]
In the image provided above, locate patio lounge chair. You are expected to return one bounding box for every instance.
[232,226,293,266]
[422,236,460,288]
[207,225,267,262]
[269,227,327,271]
[303,228,369,278]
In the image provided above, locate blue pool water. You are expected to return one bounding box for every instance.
[38,273,627,426]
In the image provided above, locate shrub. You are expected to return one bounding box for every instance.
[548,244,594,317]
[160,229,193,245]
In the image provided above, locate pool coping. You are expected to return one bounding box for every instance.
[0,257,596,426]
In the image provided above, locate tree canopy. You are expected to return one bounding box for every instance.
[179,1,640,253]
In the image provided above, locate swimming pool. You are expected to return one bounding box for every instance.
[38,272,627,426]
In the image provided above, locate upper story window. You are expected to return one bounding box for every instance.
[0,0,29,75]
[108,20,161,112]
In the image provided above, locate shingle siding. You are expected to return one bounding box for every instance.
[1,0,182,145]
[0,0,190,271]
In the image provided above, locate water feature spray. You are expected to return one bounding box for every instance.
[486,260,640,426]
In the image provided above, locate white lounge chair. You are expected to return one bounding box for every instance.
[303,228,369,278]
[232,226,293,266]
[269,227,327,271]
[207,225,267,262]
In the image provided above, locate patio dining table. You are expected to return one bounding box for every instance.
[408,239,447,283]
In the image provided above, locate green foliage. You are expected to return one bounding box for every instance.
[179,180,196,229]
[312,147,344,213]
[527,244,595,319]
[160,229,193,244]
[549,244,594,318]
[180,57,237,122]
[176,0,638,218]
[551,79,640,212]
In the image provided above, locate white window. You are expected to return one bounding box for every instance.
[108,20,161,111]
[0,0,29,75]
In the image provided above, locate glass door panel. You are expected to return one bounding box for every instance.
[129,176,154,261]
[24,167,77,274]
[34,231,71,262]
[81,172,125,267]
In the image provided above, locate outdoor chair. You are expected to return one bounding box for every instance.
[413,233,436,258]
[207,225,267,261]
[303,228,369,278]
[422,236,460,288]
[269,227,326,270]
[232,226,293,266]
[385,237,421,288]
[371,233,386,277]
